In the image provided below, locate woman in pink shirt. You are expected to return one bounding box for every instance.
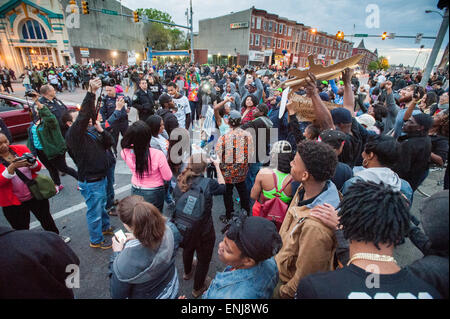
[121,121,172,212]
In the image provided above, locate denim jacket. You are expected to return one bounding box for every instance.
[202,257,279,299]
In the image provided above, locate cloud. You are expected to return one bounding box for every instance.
[120,0,449,66]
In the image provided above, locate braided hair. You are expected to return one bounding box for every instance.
[338,180,410,249]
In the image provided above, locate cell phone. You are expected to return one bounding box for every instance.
[114,229,126,243]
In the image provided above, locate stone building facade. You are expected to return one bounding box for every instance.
[352,39,378,73]
[0,0,150,74]
[0,0,72,73]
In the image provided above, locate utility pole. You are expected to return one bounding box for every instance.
[190,0,194,63]
[420,7,449,86]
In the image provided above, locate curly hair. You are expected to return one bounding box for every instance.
[241,94,258,110]
[438,111,449,138]
[297,140,337,182]
[338,180,410,249]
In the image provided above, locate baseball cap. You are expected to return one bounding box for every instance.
[319,129,347,150]
[356,113,376,128]
[319,91,330,102]
[331,108,352,125]
[222,213,282,263]
[228,110,242,127]
[270,140,292,154]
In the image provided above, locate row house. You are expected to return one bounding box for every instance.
[249,8,353,68]
[194,7,354,68]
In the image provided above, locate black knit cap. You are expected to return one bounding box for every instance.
[412,113,434,132]
[159,93,172,106]
[222,212,282,263]
[331,107,352,124]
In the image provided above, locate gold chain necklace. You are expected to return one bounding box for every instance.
[347,253,397,266]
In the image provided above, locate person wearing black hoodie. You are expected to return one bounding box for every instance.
[407,190,449,299]
[156,93,179,137]
[394,112,433,192]
[0,227,80,298]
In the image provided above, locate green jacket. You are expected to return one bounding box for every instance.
[27,105,67,160]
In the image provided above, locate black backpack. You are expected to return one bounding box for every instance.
[172,177,209,249]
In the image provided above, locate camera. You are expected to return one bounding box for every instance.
[122,96,132,107]
[244,66,254,74]
[24,90,38,98]
[98,74,116,87]
[15,153,36,165]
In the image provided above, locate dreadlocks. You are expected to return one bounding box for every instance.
[338,180,411,250]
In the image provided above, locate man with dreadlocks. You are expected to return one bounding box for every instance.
[296,181,442,299]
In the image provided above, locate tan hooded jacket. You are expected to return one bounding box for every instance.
[275,181,340,298]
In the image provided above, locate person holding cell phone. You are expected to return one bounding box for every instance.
[109,195,180,299]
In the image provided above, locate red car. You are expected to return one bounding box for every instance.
[0,93,78,139]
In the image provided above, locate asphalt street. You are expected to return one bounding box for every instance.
[0,82,446,299]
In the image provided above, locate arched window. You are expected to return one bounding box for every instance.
[21,19,47,40]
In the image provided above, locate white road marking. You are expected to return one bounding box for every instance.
[29,184,132,229]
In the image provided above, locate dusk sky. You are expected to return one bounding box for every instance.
[121,0,449,67]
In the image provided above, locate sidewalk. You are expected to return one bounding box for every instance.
[6,82,136,106]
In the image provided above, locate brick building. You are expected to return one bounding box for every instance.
[194,7,354,68]
[352,39,378,73]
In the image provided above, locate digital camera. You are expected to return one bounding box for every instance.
[24,90,38,98]
[15,153,36,165]
[98,74,116,87]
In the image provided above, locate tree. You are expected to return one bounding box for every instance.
[368,60,379,71]
[378,56,389,71]
[137,8,188,51]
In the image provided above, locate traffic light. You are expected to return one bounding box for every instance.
[336,31,344,40]
[133,11,139,23]
[69,0,76,13]
[381,32,387,40]
[81,1,89,14]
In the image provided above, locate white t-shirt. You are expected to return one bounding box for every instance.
[173,95,191,129]
[377,75,386,84]
[48,74,58,85]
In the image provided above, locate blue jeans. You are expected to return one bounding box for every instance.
[245,162,262,195]
[78,178,110,244]
[24,84,32,91]
[105,163,116,210]
[67,80,75,92]
[132,186,165,213]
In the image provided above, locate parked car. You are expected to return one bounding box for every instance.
[0,93,79,139]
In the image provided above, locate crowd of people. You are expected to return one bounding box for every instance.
[0,58,448,300]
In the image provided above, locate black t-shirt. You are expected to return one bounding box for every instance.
[296,264,442,299]
[332,162,353,191]
[430,134,449,164]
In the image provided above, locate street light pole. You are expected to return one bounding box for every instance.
[420,7,449,86]
[190,0,194,63]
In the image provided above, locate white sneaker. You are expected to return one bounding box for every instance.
[60,235,71,243]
